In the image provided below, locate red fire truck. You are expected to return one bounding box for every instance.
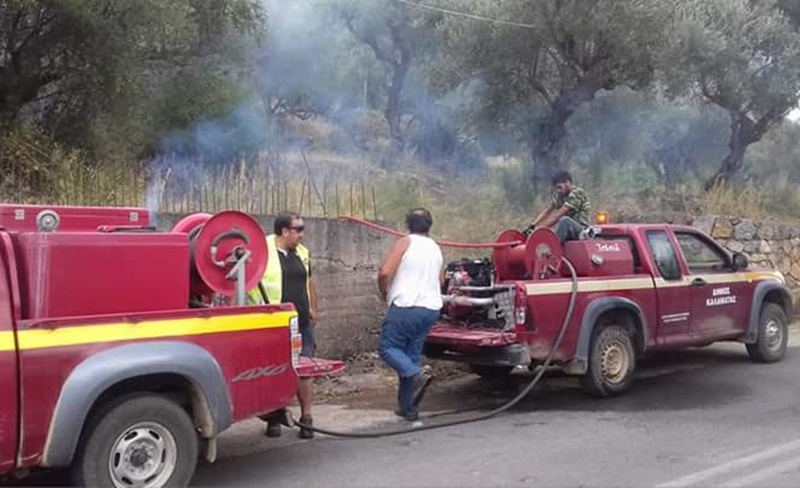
[425,223,793,396]
[0,204,342,487]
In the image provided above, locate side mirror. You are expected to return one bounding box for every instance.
[732,252,749,271]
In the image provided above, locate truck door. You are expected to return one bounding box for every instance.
[672,230,749,338]
[0,240,19,472]
[645,230,693,345]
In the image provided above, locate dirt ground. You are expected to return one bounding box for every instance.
[312,354,472,409]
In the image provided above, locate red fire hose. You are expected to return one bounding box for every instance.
[337,215,522,248]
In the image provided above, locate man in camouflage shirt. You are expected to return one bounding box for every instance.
[528,170,591,242]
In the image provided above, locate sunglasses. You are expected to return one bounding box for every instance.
[288,225,305,232]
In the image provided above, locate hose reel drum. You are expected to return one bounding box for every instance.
[491,228,564,281]
[172,211,267,305]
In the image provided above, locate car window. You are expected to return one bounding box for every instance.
[646,230,681,280]
[675,232,728,272]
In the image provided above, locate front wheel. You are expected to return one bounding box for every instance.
[746,303,789,363]
[580,324,636,397]
[71,394,199,488]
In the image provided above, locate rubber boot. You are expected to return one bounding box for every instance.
[395,376,408,417]
[411,370,434,407]
[399,374,419,421]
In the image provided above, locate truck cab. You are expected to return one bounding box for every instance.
[0,204,343,486]
[424,223,792,397]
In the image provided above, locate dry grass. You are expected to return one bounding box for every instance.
[697,184,768,220]
[4,146,799,245]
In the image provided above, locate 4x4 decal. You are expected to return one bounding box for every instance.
[232,364,289,382]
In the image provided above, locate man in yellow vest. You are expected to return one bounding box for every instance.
[247,212,318,439]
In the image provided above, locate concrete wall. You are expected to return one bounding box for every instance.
[157,213,396,358]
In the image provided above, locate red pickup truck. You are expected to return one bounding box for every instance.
[425,223,793,396]
[0,204,342,487]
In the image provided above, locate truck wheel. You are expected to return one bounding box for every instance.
[71,394,198,488]
[469,365,513,378]
[580,324,636,397]
[746,303,788,363]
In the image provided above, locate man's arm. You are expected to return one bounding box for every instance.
[539,204,570,229]
[309,276,318,322]
[378,236,410,302]
[531,201,554,228]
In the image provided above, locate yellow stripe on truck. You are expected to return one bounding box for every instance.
[0,331,15,352]
[0,311,296,353]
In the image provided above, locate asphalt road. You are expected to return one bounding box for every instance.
[10,330,800,487]
[191,334,800,488]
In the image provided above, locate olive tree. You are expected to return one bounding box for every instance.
[664,0,800,190]
[433,0,670,186]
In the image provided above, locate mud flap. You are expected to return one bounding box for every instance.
[295,356,347,378]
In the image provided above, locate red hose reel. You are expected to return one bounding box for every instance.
[491,228,564,281]
[172,211,267,301]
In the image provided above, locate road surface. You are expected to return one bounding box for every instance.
[11,328,800,487]
[193,331,800,487]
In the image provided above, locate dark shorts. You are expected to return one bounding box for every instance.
[300,320,316,358]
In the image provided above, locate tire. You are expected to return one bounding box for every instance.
[71,394,199,488]
[580,324,636,397]
[469,364,513,378]
[746,303,789,363]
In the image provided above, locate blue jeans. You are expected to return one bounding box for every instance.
[378,305,439,378]
[379,305,439,417]
[556,216,585,242]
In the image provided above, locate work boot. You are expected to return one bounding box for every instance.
[265,420,282,438]
[298,415,314,439]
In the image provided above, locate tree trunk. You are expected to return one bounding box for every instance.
[704,111,757,191]
[385,57,409,154]
[529,76,604,188]
[530,108,570,187]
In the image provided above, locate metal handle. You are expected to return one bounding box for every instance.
[210,228,250,267]
[691,277,706,287]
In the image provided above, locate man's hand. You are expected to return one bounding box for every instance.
[310,309,318,323]
[524,224,536,236]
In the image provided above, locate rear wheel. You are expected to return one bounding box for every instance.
[71,394,198,488]
[746,303,788,363]
[580,324,636,397]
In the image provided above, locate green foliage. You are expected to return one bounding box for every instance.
[0,0,266,161]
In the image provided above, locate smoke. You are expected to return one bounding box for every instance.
[144,0,498,216]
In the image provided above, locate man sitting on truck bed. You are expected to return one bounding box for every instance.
[528,170,591,242]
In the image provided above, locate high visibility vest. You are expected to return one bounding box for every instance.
[247,234,311,305]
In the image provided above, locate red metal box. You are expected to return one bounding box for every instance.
[562,239,635,277]
[0,204,150,232]
[11,231,189,320]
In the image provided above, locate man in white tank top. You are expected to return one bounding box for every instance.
[377,208,444,422]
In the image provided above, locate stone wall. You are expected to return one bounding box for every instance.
[690,215,800,304]
[156,213,395,358]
